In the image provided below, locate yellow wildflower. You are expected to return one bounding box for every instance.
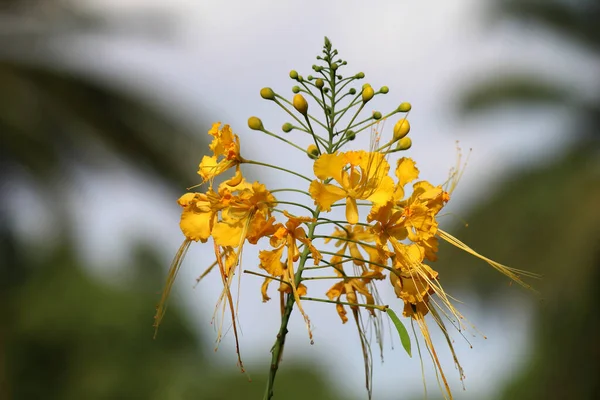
[309,150,394,224]
[259,211,321,339]
[198,122,243,186]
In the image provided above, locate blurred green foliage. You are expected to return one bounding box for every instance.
[449,0,600,398]
[0,2,342,399]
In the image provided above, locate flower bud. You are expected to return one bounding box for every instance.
[345,130,356,141]
[282,122,293,133]
[307,144,319,159]
[380,86,389,94]
[349,88,356,95]
[293,94,309,116]
[289,70,298,79]
[362,86,375,103]
[323,87,330,94]
[393,119,410,140]
[292,86,300,93]
[315,78,324,89]
[372,111,382,120]
[331,63,339,70]
[355,72,365,79]
[248,116,263,131]
[260,87,275,100]
[307,75,314,81]
[398,102,412,112]
[397,137,412,150]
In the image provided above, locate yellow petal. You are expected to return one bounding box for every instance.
[309,180,346,211]
[198,155,220,181]
[366,175,395,205]
[346,196,359,224]
[313,152,346,183]
[212,222,244,247]
[258,246,285,277]
[326,281,345,300]
[261,277,273,302]
[179,208,213,242]
[395,157,420,187]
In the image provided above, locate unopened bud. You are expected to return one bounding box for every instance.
[372,111,382,120]
[260,87,275,100]
[393,119,410,140]
[315,78,324,89]
[292,86,300,93]
[331,63,339,70]
[349,88,357,95]
[289,70,298,79]
[293,94,309,116]
[355,72,365,79]
[397,137,412,150]
[282,123,293,133]
[398,102,412,112]
[307,75,314,81]
[362,86,375,103]
[345,130,356,141]
[248,116,263,131]
[380,86,389,94]
[307,144,319,159]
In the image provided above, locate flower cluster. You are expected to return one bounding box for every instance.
[154,37,536,400]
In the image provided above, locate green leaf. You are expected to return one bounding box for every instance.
[386,308,411,357]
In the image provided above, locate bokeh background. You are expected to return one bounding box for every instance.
[1,0,599,399]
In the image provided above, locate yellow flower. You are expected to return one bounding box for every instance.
[309,151,394,224]
[178,187,230,242]
[212,181,277,247]
[198,122,242,186]
[327,276,376,324]
[259,211,321,339]
[325,225,387,284]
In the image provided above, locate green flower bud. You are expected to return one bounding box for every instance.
[260,87,275,100]
[380,86,389,94]
[355,72,365,79]
[336,75,342,80]
[307,75,314,81]
[315,78,324,89]
[307,144,320,159]
[372,111,382,120]
[289,70,298,79]
[292,86,300,93]
[398,102,412,112]
[349,88,357,95]
[298,75,304,82]
[397,137,412,150]
[362,83,371,89]
[248,116,263,131]
[345,130,356,141]
[293,94,308,116]
[331,63,339,70]
[323,87,330,93]
[362,86,375,103]
[282,122,293,133]
[393,119,410,140]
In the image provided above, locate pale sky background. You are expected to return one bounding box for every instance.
[9,0,599,398]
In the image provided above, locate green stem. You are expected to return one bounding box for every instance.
[300,296,388,311]
[259,128,308,153]
[264,208,321,400]
[242,159,312,182]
